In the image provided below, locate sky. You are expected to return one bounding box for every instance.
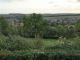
[0,0,80,14]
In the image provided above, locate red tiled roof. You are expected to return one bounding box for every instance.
[16,23,19,26]
[16,25,19,26]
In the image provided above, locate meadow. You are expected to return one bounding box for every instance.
[43,16,80,20]
[25,38,58,46]
[42,39,57,45]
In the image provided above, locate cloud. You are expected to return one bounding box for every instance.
[77,0,80,2]
[67,0,80,3]
[52,4,80,10]
[2,0,28,3]
[49,0,68,4]
[49,1,55,4]
[67,0,73,2]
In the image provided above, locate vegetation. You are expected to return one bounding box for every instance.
[0,34,80,60]
[0,13,80,60]
[0,13,78,39]
[0,16,17,35]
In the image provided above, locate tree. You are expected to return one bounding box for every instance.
[18,23,24,36]
[23,15,31,37]
[0,21,2,32]
[4,23,14,35]
[0,16,8,29]
[39,19,49,38]
[29,13,43,38]
[23,15,26,36]
[57,25,63,29]
[64,24,68,28]
[0,16,9,35]
[0,16,15,35]
[74,20,80,31]
[50,21,57,27]
[74,20,80,36]
[23,13,50,38]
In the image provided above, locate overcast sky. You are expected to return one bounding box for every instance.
[0,0,80,14]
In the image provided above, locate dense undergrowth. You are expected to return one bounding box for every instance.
[0,34,80,60]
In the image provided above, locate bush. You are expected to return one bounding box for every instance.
[53,35,59,39]
[7,35,36,51]
[33,38,44,49]
[0,34,35,51]
[43,37,80,60]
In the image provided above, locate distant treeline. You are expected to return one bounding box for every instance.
[43,14,80,17]
[1,13,80,19]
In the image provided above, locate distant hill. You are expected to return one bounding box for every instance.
[0,13,80,22]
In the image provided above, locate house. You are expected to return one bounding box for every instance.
[16,23,19,27]
[6,18,20,27]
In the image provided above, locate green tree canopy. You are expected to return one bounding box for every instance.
[18,23,24,36]
[57,25,63,29]
[0,16,14,35]
[23,13,49,38]
[23,15,31,37]
[29,13,44,38]
[74,20,80,31]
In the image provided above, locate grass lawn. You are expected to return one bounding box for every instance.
[42,39,58,46]
[25,38,58,46]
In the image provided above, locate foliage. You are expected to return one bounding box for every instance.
[0,36,80,60]
[0,16,16,36]
[64,24,68,28]
[29,13,44,38]
[0,34,33,51]
[44,37,80,60]
[23,13,50,38]
[23,15,31,37]
[33,38,44,49]
[74,20,80,31]
[0,34,45,51]
[18,13,77,39]
[57,24,63,29]
[0,16,9,35]
[18,23,24,36]
[74,20,80,36]
[50,21,57,27]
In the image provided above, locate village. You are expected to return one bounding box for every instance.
[0,14,80,28]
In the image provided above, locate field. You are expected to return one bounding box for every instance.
[25,38,58,46]
[43,16,80,20]
[42,39,58,45]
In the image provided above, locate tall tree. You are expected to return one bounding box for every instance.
[23,13,49,38]
[0,16,14,35]
[18,23,24,36]
[23,15,31,37]
[29,13,43,38]
[0,16,8,34]
[0,16,8,29]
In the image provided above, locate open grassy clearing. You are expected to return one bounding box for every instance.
[42,39,58,45]
[6,36,58,46]
[25,38,58,45]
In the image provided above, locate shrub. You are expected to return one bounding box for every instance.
[6,35,35,51]
[44,37,80,60]
[0,34,35,51]
[33,38,44,49]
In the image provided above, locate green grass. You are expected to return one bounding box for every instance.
[24,37,58,46]
[42,39,58,45]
